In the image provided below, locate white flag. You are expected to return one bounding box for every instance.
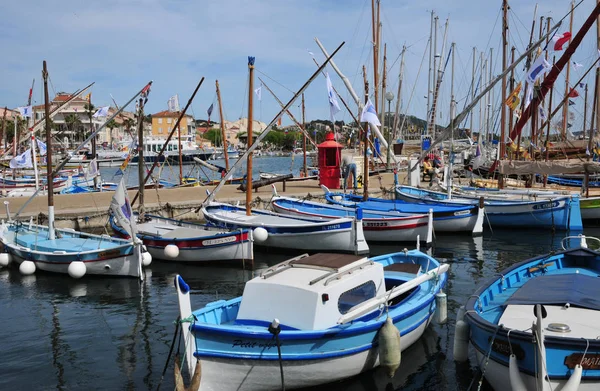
[9,148,33,169]
[254,86,262,101]
[325,72,341,123]
[526,55,551,84]
[36,138,47,156]
[572,61,584,70]
[110,178,137,239]
[92,106,110,118]
[307,49,315,58]
[360,99,381,126]
[524,84,534,108]
[17,106,32,118]
[85,158,99,179]
[167,95,180,112]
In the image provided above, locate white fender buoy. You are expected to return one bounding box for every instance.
[435,290,447,324]
[164,244,180,259]
[19,261,36,276]
[561,364,582,391]
[509,354,527,391]
[142,251,152,266]
[0,252,11,267]
[67,261,87,279]
[253,227,268,243]
[378,317,401,378]
[453,320,470,362]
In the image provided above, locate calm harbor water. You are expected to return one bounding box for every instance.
[2,226,599,391]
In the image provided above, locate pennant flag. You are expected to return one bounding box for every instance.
[572,61,583,70]
[116,155,131,175]
[207,103,214,122]
[567,123,573,129]
[568,88,579,98]
[93,106,110,118]
[505,82,522,110]
[360,99,381,126]
[526,55,551,84]
[85,158,99,179]
[551,31,571,51]
[9,148,33,169]
[325,72,341,122]
[254,85,262,101]
[17,106,32,118]
[167,95,180,112]
[36,138,47,155]
[84,93,91,102]
[110,178,137,239]
[277,117,282,127]
[538,106,547,121]
[569,100,576,106]
[524,84,534,108]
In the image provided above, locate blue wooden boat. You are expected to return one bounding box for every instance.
[395,185,583,231]
[322,187,483,234]
[459,236,600,390]
[174,250,449,390]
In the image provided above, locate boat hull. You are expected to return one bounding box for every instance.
[580,196,600,220]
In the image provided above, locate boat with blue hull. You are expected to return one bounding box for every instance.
[201,202,369,255]
[458,236,600,391]
[271,195,433,244]
[174,250,449,390]
[395,185,583,231]
[322,187,483,234]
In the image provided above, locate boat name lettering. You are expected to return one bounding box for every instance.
[324,224,341,230]
[98,249,121,259]
[202,236,237,246]
[232,339,277,350]
[488,337,525,360]
[364,222,389,227]
[532,201,559,210]
[454,210,470,217]
[564,353,600,370]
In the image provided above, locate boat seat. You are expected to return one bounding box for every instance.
[384,263,422,275]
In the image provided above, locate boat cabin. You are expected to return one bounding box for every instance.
[236,253,385,330]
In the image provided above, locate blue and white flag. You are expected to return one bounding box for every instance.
[538,106,547,121]
[472,144,483,170]
[93,106,110,118]
[325,72,341,123]
[36,138,47,156]
[110,177,137,239]
[526,55,551,84]
[360,98,381,126]
[207,103,214,121]
[9,148,33,169]
[17,106,32,118]
[167,95,180,112]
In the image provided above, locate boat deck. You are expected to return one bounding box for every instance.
[289,253,365,271]
[15,233,122,252]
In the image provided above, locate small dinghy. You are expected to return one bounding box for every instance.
[457,235,600,390]
[174,250,449,390]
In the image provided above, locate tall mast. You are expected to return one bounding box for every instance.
[427,11,434,130]
[500,0,508,183]
[488,48,493,144]
[371,0,379,114]
[430,15,439,137]
[178,123,183,185]
[42,61,55,240]
[392,46,406,141]
[216,80,230,171]
[562,1,575,139]
[302,93,307,177]
[362,65,369,201]
[479,53,484,142]
[137,92,145,218]
[381,43,387,163]
[448,42,456,199]
[245,56,255,216]
[470,47,476,137]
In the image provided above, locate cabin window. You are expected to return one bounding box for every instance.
[338,280,376,314]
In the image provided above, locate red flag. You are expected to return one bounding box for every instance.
[568,88,579,98]
[277,117,282,127]
[552,32,572,51]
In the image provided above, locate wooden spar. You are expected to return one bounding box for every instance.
[381,43,387,135]
[392,46,406,140]
[245,56,255,216]
[371,0,379,115]
[411,21,562,170]
[362,66,369,201]
[257,78,316,148]
[216,80,230,171]
[508,47,515,152]
[499,0,508,188]
[199,42,346,209]
[237,173,293,192]
[131,79,201,207]
[584,81,589,143]
[137,97,146,218]
[561,1,575,139]
[543,58,555,188]
[42,61,55,240]
[507,2,600,144]
[302,93,307,177]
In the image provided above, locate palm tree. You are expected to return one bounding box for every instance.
[84,103,95,141]
[106,119,118,148]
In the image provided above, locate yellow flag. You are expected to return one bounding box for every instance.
[84,93,91,102]
[505,82,522,111]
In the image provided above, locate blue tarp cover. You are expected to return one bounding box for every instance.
[506,274,600,311]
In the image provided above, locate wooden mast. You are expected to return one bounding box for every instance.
[499,0,508,188]
[302,93,307,177]
[470,47,476,139]
[381,43,388,166]
[42,61,55,240]
[371,0,379,115]
[392,46,406,141]
[561,1,575,139]
[216,80,230,172]
[137,92,145,218]
[245,57,255,216]
[362,65,369,201]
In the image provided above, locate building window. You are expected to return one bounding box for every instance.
[338,281,376,314]
[158,127,163,134]
[158,118,163,124]
[167,118,172,124]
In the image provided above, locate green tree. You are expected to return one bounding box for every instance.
[106,119,118,146]
[203,128,221,145]
[84,103,95,143]
[64,113,82,135]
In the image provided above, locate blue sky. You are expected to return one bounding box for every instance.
[1,0,598,133]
